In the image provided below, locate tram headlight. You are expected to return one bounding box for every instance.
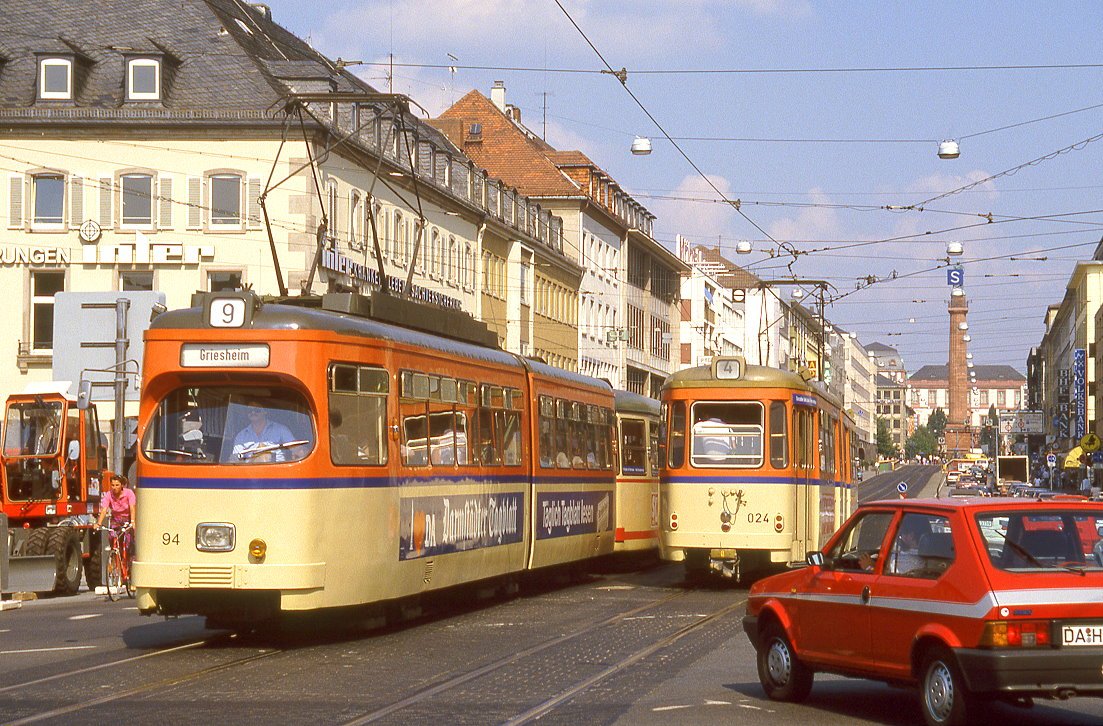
[196,523,236,552]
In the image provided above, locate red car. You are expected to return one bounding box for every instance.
[743,496,1103,725]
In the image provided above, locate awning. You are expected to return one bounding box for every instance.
[1064,446,1084,469]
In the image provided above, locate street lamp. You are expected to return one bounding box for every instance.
[962,334,971,342]
[938,140,961,159]
[958,322,968,331]
[947,241,964,256]
[735,240,752,255]
[631,137,653,155]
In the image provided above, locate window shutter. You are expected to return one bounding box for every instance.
[98,176,113,229]
[158,176,173,229]
[8,175,23,229]
[69,175,83,228]
[186,177,201,229]
[247,177,262,229]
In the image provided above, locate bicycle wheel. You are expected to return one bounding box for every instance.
[106,549,123,602]
[125,554,135,598]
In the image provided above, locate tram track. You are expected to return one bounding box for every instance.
[2,632,283,725]
[341,588,746,725]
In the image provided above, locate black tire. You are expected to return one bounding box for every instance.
[919,647,976,726]
[23,527,50,556]
[757,623,813,702]
[84,530,103,589]
[46,527,82,595]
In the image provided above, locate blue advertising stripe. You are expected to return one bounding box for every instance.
[139,474,533,490]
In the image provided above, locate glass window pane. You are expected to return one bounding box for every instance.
[43,63,69,94]
[34,176,64,225]
[120,271,153,291]
[211,175,241,224]
[208,271,242,292]
[122,175,152,225]
[131,63,158,95]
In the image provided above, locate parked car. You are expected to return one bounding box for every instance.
[743,497,1103,725]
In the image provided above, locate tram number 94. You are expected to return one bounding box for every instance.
[162,532,180,545]
[746,512,772,524]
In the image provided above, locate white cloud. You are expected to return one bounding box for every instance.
[650,173,740,241]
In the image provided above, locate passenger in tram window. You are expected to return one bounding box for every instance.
[555,416,571,468]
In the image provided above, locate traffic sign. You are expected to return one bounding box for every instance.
[1047,453,1057,468]
[896,482,908,493]
[947,267,964,287]
[1081,433,1102,453]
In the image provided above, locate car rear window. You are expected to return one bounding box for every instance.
[975,510,1103,572]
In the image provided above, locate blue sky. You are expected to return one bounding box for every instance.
[260,0,1103,373]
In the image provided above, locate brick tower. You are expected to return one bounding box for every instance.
[944,290,973,457]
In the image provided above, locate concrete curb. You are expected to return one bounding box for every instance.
[0,599,23,611]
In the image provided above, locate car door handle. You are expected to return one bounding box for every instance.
[861,586,871,604]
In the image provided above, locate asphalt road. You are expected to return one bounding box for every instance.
[4,468,1103,725]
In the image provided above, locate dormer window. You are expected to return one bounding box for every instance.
[39,58,72,100]
[127,58,160,101]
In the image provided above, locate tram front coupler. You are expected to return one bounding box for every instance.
[708,551,740,579]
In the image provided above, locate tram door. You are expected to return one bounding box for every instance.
[791,404,816,560]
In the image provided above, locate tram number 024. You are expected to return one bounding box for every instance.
[746,512,772,524]
[162,532,180,545]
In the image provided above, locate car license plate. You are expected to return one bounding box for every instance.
[1062,624,1103,646]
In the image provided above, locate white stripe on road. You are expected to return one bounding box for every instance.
[68,614,102,621]
[0,646,96,655]
[652,705,693,712]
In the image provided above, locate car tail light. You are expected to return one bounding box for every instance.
[981,620,1052,647]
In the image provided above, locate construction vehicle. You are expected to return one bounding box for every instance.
[1,383,108,595]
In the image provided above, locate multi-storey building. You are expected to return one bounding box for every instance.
[909,365,1027,428]
[836,330,876,460]
[868,342,911,453]
[1033,256,1103,452]
[435,83,686,393]
[1,0,575,447]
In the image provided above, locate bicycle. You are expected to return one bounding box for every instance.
[102,522,134,601]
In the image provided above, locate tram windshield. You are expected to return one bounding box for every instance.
[143,387,315,465]
[690,402,763,467]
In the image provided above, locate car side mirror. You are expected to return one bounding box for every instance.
[806,551,825,568]
[67,440,80,461]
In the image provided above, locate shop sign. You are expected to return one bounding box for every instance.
[321,249,461,310]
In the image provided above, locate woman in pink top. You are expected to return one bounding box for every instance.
[97,472,135,527]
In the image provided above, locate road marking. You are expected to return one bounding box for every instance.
[595,585,635,590]
[705,700,731,705]
[68,614,102,621]
[652,705,693,712]
[0,646,96,655]
[738,704,763,710]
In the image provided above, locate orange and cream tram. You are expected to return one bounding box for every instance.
[133,291,619,624]
[613,390,660,553]
[659,357,856,580]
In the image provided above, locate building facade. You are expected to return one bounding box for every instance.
[1,0,577,445]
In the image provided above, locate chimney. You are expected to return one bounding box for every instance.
[250,3,272,20]
[507,105,521,123]
[490,80,506,112]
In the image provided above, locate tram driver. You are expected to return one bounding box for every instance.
[231,400,296,462]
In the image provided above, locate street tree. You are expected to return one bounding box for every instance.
[876,416,896,458]
[927,408,947,441]
[906,425,938,458]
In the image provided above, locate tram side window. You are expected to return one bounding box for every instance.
[555,399,571,468]
[621,418,647,475]
[497,408,521,466]
[328,364,389,466]
[477,384,503,465]
[690,402,763,468]
[538,396,555,468]
[821,413,836,477]
[668,401,686,468]
[769,401,788,469]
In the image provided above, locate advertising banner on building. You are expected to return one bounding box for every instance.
[1073,348,1087,439]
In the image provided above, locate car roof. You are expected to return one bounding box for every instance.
[860,496,1103,513]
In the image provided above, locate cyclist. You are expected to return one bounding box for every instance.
[96,471,136,560]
